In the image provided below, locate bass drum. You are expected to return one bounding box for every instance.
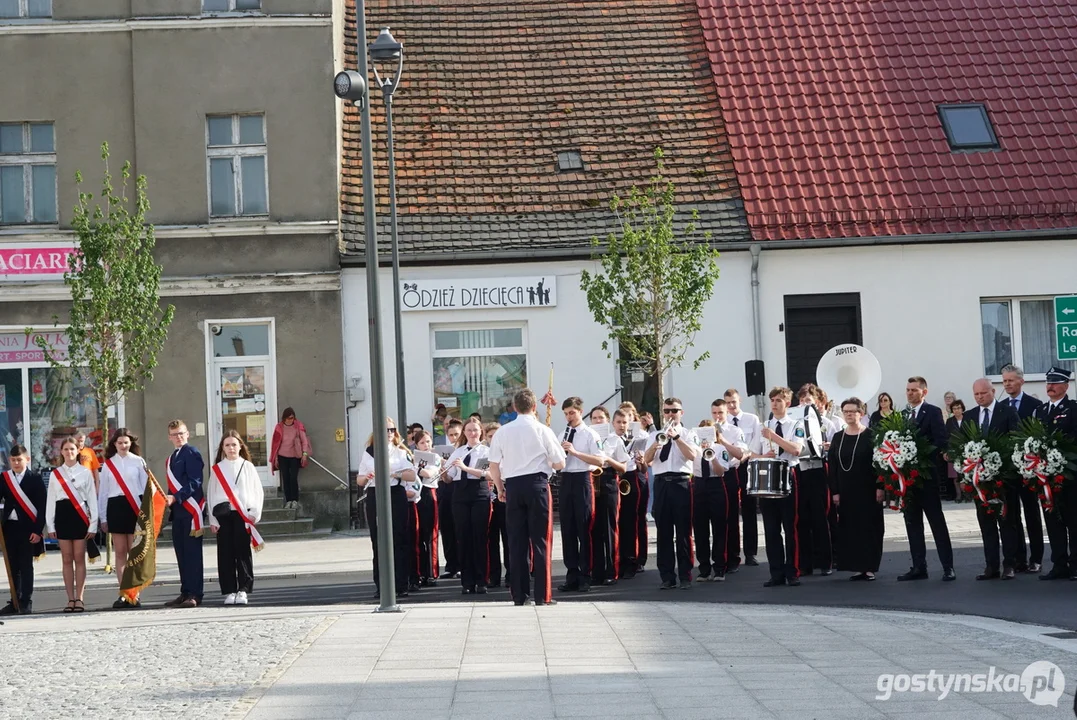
[746,458,791,498]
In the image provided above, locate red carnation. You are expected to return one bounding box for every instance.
[909,470,919,479]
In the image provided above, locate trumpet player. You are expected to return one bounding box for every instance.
[615,405,647,579]
[691,420,730,582]
[558,397,606,593]
[644,398,700,589]
[619,402,651,574]
[710,400,749,576]
[590,407,628,586]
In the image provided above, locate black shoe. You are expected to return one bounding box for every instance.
[420,578,438,587]
[372,589,380,599]
[679,579,692,589]
[486,583,500,590]
[763,578,786,588]
[0,603,17,616]
[577,582,591,593]
[408,582,422,592]
[726,564,740,574]
[18,602,32,615]
[475,586,488,595]
[396,590,409,598]
[1040,567,1068,580]
[602,579,616,586]
[849,573,869,581]
[745,556,759,566]
[557,582,578,593]
[799,569,814,577]
[820,569,834,576]
[462,587,476,595]
[942,568,956,582]
[1002,568,1016,580]
[659,580,678,590]
[976,569,1000,581]
[897,567,928,581]
[513,599,529,607]
[535,599,558,606]
[1014,562,1029,573]
[787,577,801,587]
[621,569,636,580]
[113,598,129,609]
[1027,562,1041,574]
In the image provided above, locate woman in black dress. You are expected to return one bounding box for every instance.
[868,392,896,427]
[828,398,883,580]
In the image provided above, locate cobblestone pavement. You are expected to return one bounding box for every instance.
[3,602,1074,720]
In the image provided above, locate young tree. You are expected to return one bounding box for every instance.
[579,148,720,411]
[34,142,175,455]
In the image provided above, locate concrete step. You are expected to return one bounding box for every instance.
[160,517,314,544]
[260,507,298,523]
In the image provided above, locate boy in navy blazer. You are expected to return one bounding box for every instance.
[164,420,205,608]
[0,445,46,614]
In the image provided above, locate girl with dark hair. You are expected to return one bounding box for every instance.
[99,428,149,608]
[270,407,311,510]
[45,437,98,612]
[207,430,264,605]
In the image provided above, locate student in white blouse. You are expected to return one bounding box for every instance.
[98,429,150,608]
[446,418,492,595]
[46,437,99,613]
[207,430,265,606]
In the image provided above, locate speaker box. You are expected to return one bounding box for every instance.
[744,360,766,397]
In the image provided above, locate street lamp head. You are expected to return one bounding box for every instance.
[369,27,402,63]
[333,70,367,104]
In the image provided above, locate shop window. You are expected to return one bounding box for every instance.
[431,326,527,424]
[27,368,116,472]
[981,298,1075,378]
[211,323,270,357]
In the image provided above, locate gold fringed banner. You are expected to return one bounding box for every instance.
[119,472,168,603]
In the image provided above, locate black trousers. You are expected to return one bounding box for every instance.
[2,521,34,605]
[976,501,1017,571]
[452,478,491,590]
[617,471,641,575]
[722,472,740,571]
[796,466,832,573]
[761,472,799,582]
[591,474,620,582]
[365,486,381,589]
[416,486,439,580]
[692,475,727,576]
[903,471,955,571]
[278,456,301,503]
[437,482,459,574]
[506,474,553,603]
[559,472,594,586]
[637,473,651,568]
[1012,483,1045,566]
[487,498,509,585]
[216,512,254,595]
[171,510,204,601]
[407,497,420,585]
[1045,483,1077,571]
[738,465,759,556]
[364,485,410,592]
[654,473,693,584]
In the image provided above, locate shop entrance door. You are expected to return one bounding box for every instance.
[0,368,25,471]
[210,360,275,487]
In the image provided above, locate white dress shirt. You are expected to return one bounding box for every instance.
[414,452,443,489]
[45,463,99,534]
[7,470,25,521]
[727,410,762,453]
[979,400,998,429]
[752,415,805,465]
[98,453,149,525]
[646,424,699,476]
[718,422,747,468]
[561,423,604,473]
[446,443,491,482]
[603,434,632,471]
[357,445,415,487]
[487,413,567,478]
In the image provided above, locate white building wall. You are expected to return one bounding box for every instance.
[342,239,1077,470]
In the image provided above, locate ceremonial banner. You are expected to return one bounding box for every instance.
[119,473,167,603]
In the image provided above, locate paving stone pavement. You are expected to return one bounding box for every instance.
[2,601,1073,720]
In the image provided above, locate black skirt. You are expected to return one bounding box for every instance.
[107,495,138,535]
[55,499,90,540]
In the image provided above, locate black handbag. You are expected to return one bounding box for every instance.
[212,502,232,520]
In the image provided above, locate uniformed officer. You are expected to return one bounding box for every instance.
[644,398,700,589]
[724,388,762,568]
[795,384,832,576]
[557,397,605,593]
[1035,367,1077,581]
[487,389,567,606]
[756,387,806,587]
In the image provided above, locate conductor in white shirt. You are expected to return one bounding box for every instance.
[487,389,566,606]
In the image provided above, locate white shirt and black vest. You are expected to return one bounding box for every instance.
[561,423,603,474]
[487,413,566,478]
[647,424,700,476]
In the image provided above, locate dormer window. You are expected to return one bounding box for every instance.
[556,150,584,173]
[938,104,1000,151]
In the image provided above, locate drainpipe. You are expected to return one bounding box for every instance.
[750,243,765,418]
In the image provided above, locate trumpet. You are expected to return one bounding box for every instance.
[655,422,676,447]
[702,447,717,462]
[618,477,632,496]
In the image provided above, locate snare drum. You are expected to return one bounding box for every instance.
[746,458,791,498]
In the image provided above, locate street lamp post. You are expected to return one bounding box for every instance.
[369,27,408,434]
[333,2,398,612]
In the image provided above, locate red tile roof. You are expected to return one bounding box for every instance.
[695,0,1077,240]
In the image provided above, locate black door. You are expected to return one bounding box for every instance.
[619,342,659,419]
[784,293,862,392]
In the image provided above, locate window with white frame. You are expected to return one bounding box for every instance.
[981,297,1075,377]
[202,0,260,12]
[206,114,268,218]
[0,0,51,18]
[431,326,528,423]
[0,122,56,225]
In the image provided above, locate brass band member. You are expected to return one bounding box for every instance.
[558,397,604,593]
[644,398,699,589]
[446,418,492,595]
[724,389,761,568]
[756,387,804,587]
[590,406,627,585]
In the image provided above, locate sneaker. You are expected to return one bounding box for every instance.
[695,573,711,582]
[224,593,237,606]
[712,572,726,582]
[235,591,248,605]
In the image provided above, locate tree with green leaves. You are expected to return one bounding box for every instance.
[33,142,175,455]
[579,148,720,411]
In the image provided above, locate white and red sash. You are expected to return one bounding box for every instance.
[2,470,37,523]
[103,458,140,515]
[211,462,265,552]
[52,468,91,527]
[166,455,205,533]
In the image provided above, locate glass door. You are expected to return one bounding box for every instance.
[0,368,24,472]
[213,362,273,486]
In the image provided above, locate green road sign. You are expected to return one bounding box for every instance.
[1057,296,1077,361]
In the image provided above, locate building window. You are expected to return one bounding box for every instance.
[206,114,268,218]
[938,104,999,151]
[431,326,527,423]
[0,122,57,225]
[202,0,260,12]
[0,0,52,18]
[556,150,584,173]
[981,297,1075,377]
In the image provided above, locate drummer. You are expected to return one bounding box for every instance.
[755,386,807,588]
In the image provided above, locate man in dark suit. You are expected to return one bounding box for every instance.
[898,376,956,581]
[1001,364,1045,572]
[0,445,46,615]
[1034,367,1077,581]
[164,419,205,607]
[962,379,1021,579]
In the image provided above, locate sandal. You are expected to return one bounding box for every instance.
[63,600,76,613]
[73,600,85,613]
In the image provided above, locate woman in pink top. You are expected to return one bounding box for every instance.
[270,407,311,509]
